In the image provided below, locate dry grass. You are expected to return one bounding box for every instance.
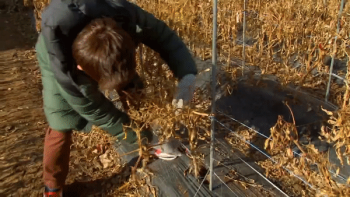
[23,0,350,196]
[131,1,350,196]
[135,0,350,105]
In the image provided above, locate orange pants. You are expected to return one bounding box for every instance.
[43,127,72,189]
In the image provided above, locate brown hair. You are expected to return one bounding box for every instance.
[72,17,136,91]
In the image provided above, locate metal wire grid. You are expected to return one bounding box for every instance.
[206,0,349,195]
[133,0,348,195]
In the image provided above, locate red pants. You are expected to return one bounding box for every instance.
[43,127,72,189]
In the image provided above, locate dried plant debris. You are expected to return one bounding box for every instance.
[69,126,156,197]
[66,128,129,196]
[224,123,259,154]
[70,128,124,175]
[223,103,350,196]
[224,169,263,190]
[320,106,350,166]
[259,114,350,197]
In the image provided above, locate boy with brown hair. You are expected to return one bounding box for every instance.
[35,0,197,196]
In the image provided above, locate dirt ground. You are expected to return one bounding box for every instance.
[0,2,130,197]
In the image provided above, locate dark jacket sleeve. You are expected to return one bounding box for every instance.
[129,3,198,80]
[40,0,130,135]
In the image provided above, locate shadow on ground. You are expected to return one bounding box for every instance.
[214,76,350,183]
[64,166,129,197]
[216,78,333,140]
[0,0,37,52]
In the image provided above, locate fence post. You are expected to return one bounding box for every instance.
[242,0,247,74]
[325,0,345,102]
[209,0,218,192]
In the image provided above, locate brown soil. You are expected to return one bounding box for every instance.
[0,2,128,197]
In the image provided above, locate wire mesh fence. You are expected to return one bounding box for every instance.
[203,0,350,195]
[124,0,350,195]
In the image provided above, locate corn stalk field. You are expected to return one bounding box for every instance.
[19,0,350,196]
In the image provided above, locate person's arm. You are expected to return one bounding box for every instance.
[40,0,130,136]
[56,74,130,136]
[130,3,198,80]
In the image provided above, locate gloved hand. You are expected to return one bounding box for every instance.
[151,137,183,160]
[172,74,196,114]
